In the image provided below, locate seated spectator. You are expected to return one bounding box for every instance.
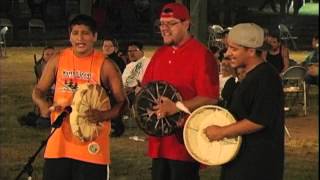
[302,34,319,86]
[218,56,246,109]
[18,46,55,128]
[265,31,289,73]
[34,46,55,82]
[218,56,237,108]
[102,36,126,73]
[122,41,150,106]
[34,46,55,102]
[102,36,127,137]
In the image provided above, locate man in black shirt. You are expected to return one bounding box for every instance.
[204,23,284,180]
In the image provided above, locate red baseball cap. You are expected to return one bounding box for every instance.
[160,3,190,21]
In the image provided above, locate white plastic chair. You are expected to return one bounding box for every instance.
[278,24,298,50]
[0,26,8,57]
[0,18,13,40]
[281,65,307,116]
[208,24,225,50]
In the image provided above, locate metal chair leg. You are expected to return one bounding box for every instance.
[284,125,291,138]
[303,82,307,116]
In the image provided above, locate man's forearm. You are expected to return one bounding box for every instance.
[32,87,52,117]
[183,96,218,112]
[104,100,126,120]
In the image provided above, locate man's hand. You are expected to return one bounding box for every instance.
[84,109,108,123]
[204,125,226,141]
[153,96,178,119]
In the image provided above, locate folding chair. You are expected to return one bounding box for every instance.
[278,24,298,50]
[281,65,307,116]
[28,18,46,46]
[0,26,8,57]
[208,24,224,50]
[0,18,13,40]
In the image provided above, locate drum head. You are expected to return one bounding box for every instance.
[69,83,111,142]
[134,81,184,136]
[183,105,242,165]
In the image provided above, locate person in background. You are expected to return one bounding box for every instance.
[302,34,319,86]
[204,23,284,180]
[17,46,56,128]
[265,31,289,73]
[141,3,219,180]
[102,36,128,137]
[102,36,127,73]
[32,14,126,180]
[34,46,55,82]
[122,40,150,107]
[218,56,237,108]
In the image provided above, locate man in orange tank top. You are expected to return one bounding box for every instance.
[32,14,126,180]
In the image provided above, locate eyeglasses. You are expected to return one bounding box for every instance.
[159,21,183,28]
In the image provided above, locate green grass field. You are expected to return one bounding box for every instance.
[299,3,319,15]
[0,47,318,179]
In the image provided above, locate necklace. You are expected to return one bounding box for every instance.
[67,49,94,92]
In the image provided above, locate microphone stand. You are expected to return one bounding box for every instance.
[15,109,70,180]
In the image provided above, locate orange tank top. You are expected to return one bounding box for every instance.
[44,48,111,165]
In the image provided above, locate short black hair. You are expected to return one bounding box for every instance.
[68,14,97,34]
[43,46,54,51]
[268,31,281,41]
[127,41,144,51]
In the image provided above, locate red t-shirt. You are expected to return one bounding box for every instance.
[142,37,219,161]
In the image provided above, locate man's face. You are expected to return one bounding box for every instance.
[226,41,250,69]
[43,48,54,62]
[159,17,189,46]
[69,24,97,56]
[267,36,280,51]
[127,45,143,62]
[102,40,117,56]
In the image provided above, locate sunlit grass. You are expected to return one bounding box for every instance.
[299,3,319,15]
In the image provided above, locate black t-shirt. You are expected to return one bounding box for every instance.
[218,77,238,109]
[108,52,126,73]
[266,51,284,73]
[221,62,285,180]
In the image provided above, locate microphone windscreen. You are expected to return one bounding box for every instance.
[65,106,72,114]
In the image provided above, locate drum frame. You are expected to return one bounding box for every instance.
[183,105,242,165]
[134,81,184,136]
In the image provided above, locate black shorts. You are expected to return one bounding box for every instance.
[43,158,108,180]
[151,158,200,180]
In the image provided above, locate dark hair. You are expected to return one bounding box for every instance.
[313,33,318,40]
[127,41,144,51]
[268,31,281,42]
[42,46,54,57]
[103,36,119,49]
[43,46,54,51]
[68,14,97,34]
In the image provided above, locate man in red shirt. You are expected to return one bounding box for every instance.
[141,3,219,180]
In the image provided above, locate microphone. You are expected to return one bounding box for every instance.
[51,106,72,128]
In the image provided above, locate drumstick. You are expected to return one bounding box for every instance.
[176,101,191,114]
